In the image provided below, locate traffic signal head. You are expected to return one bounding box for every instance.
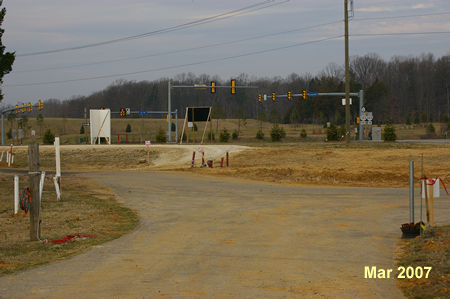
[120,108,126,117]
[15,105,19,114]
[38,100,43,110]
[272,92,276,101]
[258,94,262,102]
[211,81,216,94]
[28,103,32,112]
[302,90,306,99]
[288,91,292,100]
[231,79,236,94]
[21,104,25,113]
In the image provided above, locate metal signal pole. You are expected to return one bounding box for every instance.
[344,0,351,143]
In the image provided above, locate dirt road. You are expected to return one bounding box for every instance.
[1,171,449,298]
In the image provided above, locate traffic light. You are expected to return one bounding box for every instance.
[272,92,276,101]
[120,108,126,117]
[21,104,25,113]
[211,81,216,94]
[231,79,236,94]
[166,114,169,123]
[288,91,292,100]
[15,105,19,114]
[302,90,307,99]
[258,94,262,102]
[28,103,32,112]
[38,100,43,110]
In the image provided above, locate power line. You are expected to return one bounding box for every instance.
[15,9,450,73]
[6,35,343,87]
[352,10,450,21]
[351,31,450,37]
[7,30,450,87]
[16,0,289,57]
[16,19,342,73]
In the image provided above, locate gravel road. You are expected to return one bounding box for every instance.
[1,171,448,298]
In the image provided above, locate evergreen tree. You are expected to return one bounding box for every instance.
[0,1,15,102]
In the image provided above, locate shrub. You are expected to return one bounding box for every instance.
[326,123,338,141]
[155,128,167,143]
[125,123,131,132]
[80,125,85,134]
[232,130,239,140]
[43,129,55,144]
[171,122,176,132]
[255,129,264,140]
[219,129,230,142]
[193,123,198,132]
[300,129,307,138]
[383,124,397,141]
[426,123,435,134]
[270,124,286,142]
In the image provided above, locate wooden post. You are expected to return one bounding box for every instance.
[28,143,41,241]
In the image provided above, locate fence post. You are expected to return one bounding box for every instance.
[28,143,41,241]
[14,175,19,214]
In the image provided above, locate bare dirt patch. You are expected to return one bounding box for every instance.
[0,174,138,276]
[396,225,450,298]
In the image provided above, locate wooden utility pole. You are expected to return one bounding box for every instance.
[28,142,41,241]
[344,0,351,143]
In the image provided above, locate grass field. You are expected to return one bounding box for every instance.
[4,117,449,145]
[0,174,138,276]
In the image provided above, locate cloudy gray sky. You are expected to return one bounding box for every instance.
[2,0,450,106]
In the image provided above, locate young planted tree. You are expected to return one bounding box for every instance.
[0,1,15,103]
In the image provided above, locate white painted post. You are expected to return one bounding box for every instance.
[14,175,19,214]
[39,171,45,201]
[0,151,3,162]
[54,137,61,177]
[53,176,61,201]
[6,151,10,166]
[11,154,14,165]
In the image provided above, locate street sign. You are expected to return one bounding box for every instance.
[308,92,318,97]
[361,113,367,121]
[360,120,367,125]
[361,107,366,112]
[126,108,131,116]
[145,140,151,147]
[341,98,352,105]
[263,94,267,101]
[138,110,147,115]
[367,120,373,125]
[367,112,373,121]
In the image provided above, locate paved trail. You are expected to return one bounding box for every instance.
[1,171,448,298]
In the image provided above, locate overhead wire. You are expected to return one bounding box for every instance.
[16,0,289,57]
[15,9,450,73]
[15,19,342,73]
[6,35,344,87]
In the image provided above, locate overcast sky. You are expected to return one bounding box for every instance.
[2,0,450,106]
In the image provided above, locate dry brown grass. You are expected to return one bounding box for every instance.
[184,142,450,188]
[0,174,138,276]
[396,225,450,298]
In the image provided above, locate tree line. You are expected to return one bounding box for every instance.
[37,53,449,126]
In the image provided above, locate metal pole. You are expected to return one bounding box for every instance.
[359,89,364,141]
[409,161,415,224]
[175,109,178,143]
[168,81,172,143]
[344,0,350,143]
[1,112,4,146]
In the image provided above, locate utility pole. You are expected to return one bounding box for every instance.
[344,0,351,143]
[168,81,172,143]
